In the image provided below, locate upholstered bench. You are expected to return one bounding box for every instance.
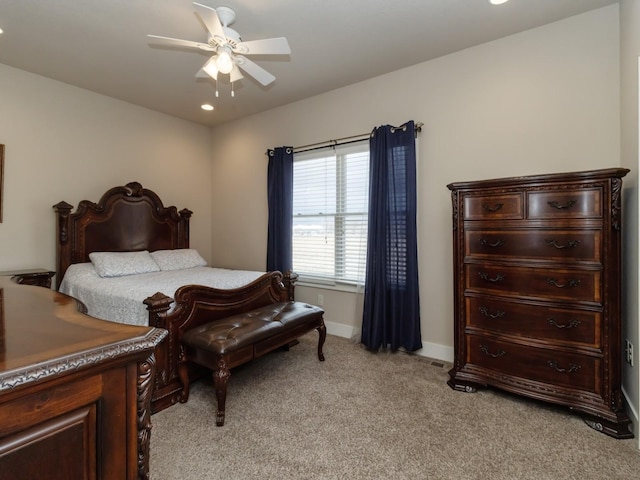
[177,301,326,426]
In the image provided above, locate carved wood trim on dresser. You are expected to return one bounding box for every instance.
[447,168,632,439]
[0,277,167,479]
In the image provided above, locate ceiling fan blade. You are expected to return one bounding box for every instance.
[147,34,214,51]
[234,37,291,55]
[235,55,276,86]
[230,65,244,83]
[193,2,226,44]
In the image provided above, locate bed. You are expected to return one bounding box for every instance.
[53,181,297,413]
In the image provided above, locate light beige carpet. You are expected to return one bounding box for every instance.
[150,333,640,479]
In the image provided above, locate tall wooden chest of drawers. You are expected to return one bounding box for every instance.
[447,168,632,438]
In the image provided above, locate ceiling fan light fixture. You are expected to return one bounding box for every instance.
[202,57,219,79]
[215,48,234,74]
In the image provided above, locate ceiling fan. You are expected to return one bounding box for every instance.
[148,2,291,93]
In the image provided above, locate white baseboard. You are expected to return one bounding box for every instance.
[325,321,454,363]
[325,320,357,340]
[622,385,639,447]
[412,342,454,363]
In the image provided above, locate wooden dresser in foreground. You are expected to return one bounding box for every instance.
[447,168,632,438]
[0,277,166,479]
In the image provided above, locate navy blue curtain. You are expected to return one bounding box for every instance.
[266,147,293,272]
[361,121,422,351]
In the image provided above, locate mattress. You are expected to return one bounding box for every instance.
[59,263,264,326]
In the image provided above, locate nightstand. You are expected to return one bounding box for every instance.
[0,269,56,288]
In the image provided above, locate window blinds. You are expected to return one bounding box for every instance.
[292,141,369,284]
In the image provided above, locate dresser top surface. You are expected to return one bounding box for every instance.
[0,278,165,390]
[447,167,630,191]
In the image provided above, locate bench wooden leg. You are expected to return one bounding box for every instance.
[317,322,326,362]
[213,357,231,426]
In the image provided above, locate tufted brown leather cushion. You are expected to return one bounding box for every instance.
[181,301,324,356]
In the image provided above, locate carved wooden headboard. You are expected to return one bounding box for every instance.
[53,182,192,289]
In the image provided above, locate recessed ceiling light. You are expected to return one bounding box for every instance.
[0,28,4,34]
[201,104,214,111]
[490,0,509,4]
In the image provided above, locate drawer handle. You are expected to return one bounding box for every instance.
[547,200,577,210]
[545,239,581,249]
[546,278,581,288]
[480,345,506,358]
[547,360,581,374]
[548,318,581,329]
[478,272,505,283]
[482,203,504,212]
[479,307,505,319]
[479,238,505,248]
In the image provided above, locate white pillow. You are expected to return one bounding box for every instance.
[89,250,160,278]
[151,249,207,271]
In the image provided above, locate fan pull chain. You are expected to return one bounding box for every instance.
[231,82,235,97]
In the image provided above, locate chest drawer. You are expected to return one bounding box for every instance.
[465,264,601,304]
[465,296,600,348]
[463,193,523,220]
[527,188,602,219]
[467,335,599,393]
[465,230,601,263]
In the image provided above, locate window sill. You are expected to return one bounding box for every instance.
[295,279,363,294]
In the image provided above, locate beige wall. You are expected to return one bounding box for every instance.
[0,64,214,276]
[620,0,640,442]
[210,5,621,361]
[1,1,632,439]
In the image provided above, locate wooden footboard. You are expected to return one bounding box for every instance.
[144,270,296,413]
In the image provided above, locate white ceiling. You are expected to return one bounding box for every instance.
[0,0,618,128]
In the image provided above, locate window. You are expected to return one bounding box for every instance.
[292,142,369,285]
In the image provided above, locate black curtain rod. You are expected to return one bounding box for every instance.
[294,137,368,154]
[267,122,423,156]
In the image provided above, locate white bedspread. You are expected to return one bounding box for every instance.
[59,263,265,326]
